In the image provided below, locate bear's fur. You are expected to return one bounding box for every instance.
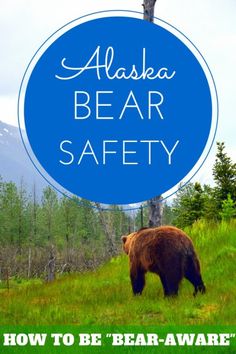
[122,226,206,297]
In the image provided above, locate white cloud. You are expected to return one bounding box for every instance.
[0,0,140,126]
[0,96,17,126]
[0,0,235,171]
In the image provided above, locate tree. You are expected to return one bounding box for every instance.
[17,179,28,253]
[201,184,219,221]
[172,182,207,228]
[0,176,4,240]
[220,194,236,221]
[107,205,131,241]
[94,203,118,256]
[41,187,58,241]
[147,197,163,227]
[0,182,21,245]
[142,0,162,227]
[213,142,236,210]
[60,196,79,264]
[135,203,149,229]
[41,186,58,281]
[143,0,157,22]
[27,184,39,278]
[162,202,174,225]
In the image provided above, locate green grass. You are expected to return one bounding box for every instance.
[0,220,236,325]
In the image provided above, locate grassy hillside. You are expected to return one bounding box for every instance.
[0,220,236,326]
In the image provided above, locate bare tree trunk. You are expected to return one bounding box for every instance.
[143,0,163,227]
[143,0,157,22]
[46,246,56,282]
[148,196,163,227]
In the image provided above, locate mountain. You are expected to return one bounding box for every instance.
[0,121,140,210]
[0,121,47,195]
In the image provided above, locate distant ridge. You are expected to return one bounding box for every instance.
[0,121,47,195]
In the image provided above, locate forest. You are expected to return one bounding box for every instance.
[0,141,236,328]
[0,141,235,284]
[137,142,236,228]
[0,181,131,280]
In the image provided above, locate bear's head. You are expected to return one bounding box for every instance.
[121,232,136,254]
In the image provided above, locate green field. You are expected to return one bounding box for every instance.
[0,220,236,326]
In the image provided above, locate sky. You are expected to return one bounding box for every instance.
[0,0,236,186]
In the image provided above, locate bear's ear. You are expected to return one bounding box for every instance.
[121,235,127,244]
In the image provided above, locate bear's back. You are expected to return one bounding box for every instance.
[135,226,192,245]
[130,226,195,271]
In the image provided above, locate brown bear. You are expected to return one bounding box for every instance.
[122,226,206,297]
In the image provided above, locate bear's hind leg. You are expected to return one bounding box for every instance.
[130,266,145,295]
[159,273,179,297]
[185,255,206,296]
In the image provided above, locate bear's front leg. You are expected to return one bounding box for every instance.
[130,264,145,295]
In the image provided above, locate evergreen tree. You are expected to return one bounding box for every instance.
[108,205,131,240]
[0,176,3,239]
[172,182,206,228]
[162,202,174,225]
[17,180,28,252]
[213,142,236,209]
[0,182,21,245]
[78,199,98,243]
[41,186,58,241]
[201,184,219,221]
[220,194,236,220]
[60,196,80,259]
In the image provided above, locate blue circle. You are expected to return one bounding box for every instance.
[22,14,215,205]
